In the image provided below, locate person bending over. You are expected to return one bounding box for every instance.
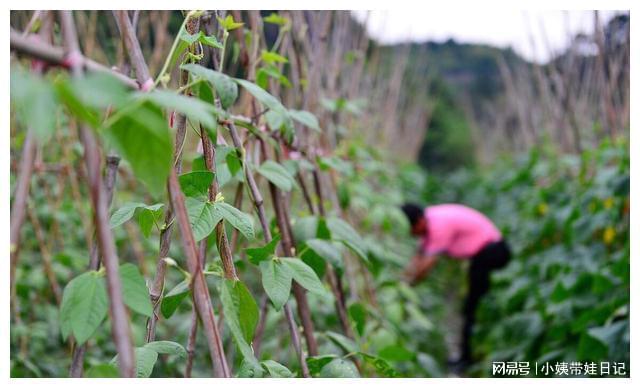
[401,203,512,368]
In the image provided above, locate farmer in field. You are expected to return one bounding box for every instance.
[401,203,511,368]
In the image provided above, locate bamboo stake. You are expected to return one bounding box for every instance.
[226,121,311,376]
[59,10,136,378]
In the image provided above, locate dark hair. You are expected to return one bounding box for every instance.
[401,203,424,227]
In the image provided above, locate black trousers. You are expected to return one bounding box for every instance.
[460,240,511,363]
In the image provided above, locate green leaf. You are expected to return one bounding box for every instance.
[143,90,217,129]
[161,280,190,319]
[307,354,339,376]
[119,263,153,317]
[59,271,108,345]
[85,364,120,377]
[139,204,163,238]
[348,302,367,336]
[144,341,187,358]
[179,29,201,45]
[11,68,58,143]
[110,202,146,228]
[379,344,415,362]
[261,50,288,64]
[292,216,319,243]
[235,78,286,113]
[219,279,261,371]
[111,203,163,236]
[103,102,172,196]
[317,156,354,176]
[280,258,326,296]
[55,77,100,128]
[197,81,215,105]
[134,348,159,378]
[307,355,338,375]
[587,320,629,358]
[218,14,244,31]
[179,170,215,198]
[112,347,158,378]
[181,63,238,109]
[220,280,259,343]
[213,202,255,240]
[304,239,343,269]
[199,34,224,49]
[256,160,297,192]
[265,109,286,131]
[358,352,398,377]
[261,360,294,377]
[68,72,130,111]
[245,235,281,265]
[326,217,369,263]
[263,13,289,26]
[289,110,321,132]
[185,198,222,242]
[320,358,360,378]
[214,150,234,188]
[165,27,191,76]
[237,359,264,377]
[137,209,154,238]
[259,260,292,311]
[256,68,270,90]
[300,248,327,278]
[325,331,358,354]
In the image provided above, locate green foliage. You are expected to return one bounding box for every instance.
[214,202,255,240]
[59,271,108,344]
[181,63,238,109]
[259,259,292,311]
[178,171,215,198]
[110,202,164,238]
[60,264,153,345]
[185,197,222,241]
[218,14,244,31]
[185,197,255,242]
[143,90,217,129]
[144,341,188,358]
[261,360,294,377]
[417,77,474,171]
[256,160,297,192]
[160,280,190,319]
[119,264,153,317]
[261,50,288,64]
[102,101,173,196]
[245,235,281,265]
[289,110,321,132]
[219,279,261,371]
[421,139,630,374]
[235,79,284,112]
[111,341,186,377]
[319,358,360,377]
[280,257,327,296]
[10,68,58,143]
[85,364,120,377]
[348,302,367,336]
[303,239,343,270]
[326,217,368,263]
[180,30,224,49]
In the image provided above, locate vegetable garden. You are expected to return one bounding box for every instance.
[9,10,630,378]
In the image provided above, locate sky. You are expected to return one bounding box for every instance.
[351,10,626,63]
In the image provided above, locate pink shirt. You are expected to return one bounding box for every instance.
[421,204,501,259]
